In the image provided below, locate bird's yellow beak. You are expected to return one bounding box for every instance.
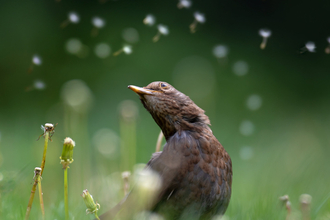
[128,85,155,95]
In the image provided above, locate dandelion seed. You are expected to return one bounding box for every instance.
[233,61,249,76]
[213,45,228,59]
[246,94,262,111]
[143,14,156,26]
[33,80,46,90]
[239,120,255,136]
[325,37,330,54]
[190,12,206,33]
[32,55,42,66]
[113,45,133,56]
[91,17,106,37]
[94,43,111,58]
[259,28,272,49]
[60,12,80,28]
[177,0,192,9]
[153,24,169,42]
[28,55,42,74]
[305,41,316,52]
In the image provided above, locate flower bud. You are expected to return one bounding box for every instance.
[82,189,100,214]
[60,137,75,169]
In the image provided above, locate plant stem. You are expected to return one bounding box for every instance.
[40,131,49,176]
[94,213,100,220]
[38,178,45,220]
[25,168,41,220]
[64,167,69,220]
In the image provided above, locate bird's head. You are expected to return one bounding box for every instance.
[128,81,210,139]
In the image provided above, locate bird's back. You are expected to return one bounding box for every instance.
[148,130,232,220]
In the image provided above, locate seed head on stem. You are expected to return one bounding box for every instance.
[190,12,206,33]
[279,195,291,220]
[143,14,156,26]
[153,24,169,42]
[91,17,106,37]
[113,45,133,56]
[177,0,192,9]
[122,171,131,196]
[300,194,312,220]
[60,12,80,28]
[28,55,42,74]
[259,28,272,49]
[25,167,42,220]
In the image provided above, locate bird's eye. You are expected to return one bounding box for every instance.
[160,83,168,89]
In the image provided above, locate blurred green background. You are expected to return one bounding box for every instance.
[0,0,330,219]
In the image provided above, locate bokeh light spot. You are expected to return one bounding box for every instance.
[246,94,262,111]
[94,43,111,58]
[233,61,249,76]
[122,28,139,43]
[239,120,255,136]
[93,128,119,158]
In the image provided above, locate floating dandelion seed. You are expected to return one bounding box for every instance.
[60,12,80,28]
[300,41,316,53]
[28,54,42,74]
[246,94,262,111]
[32,55,42,66]
[153,24,169,42]
[33,80,46,90]
[233,60,249,76]
[177,0,192,9]
[113,45,133,56]
[259,28,272,49]
[190,12,206,33]
[305,41,316,52]
[91,16,106,37]
[94,43,111,58]
[325,37,330,54]
[122,28,139,43]
[213,45,228,59]
[143,14,156,26]
[239,120,255,136]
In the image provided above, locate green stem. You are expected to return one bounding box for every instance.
[94,213,100,220]
[40,132,49,176]
[25,174,40,220]
[38,177,45,220]
[64,167,69,220]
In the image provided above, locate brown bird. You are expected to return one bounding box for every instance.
[100,81,232,220]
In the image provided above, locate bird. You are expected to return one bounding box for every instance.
[99,81,232,220]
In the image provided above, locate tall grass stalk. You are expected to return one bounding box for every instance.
[25,167,42,220]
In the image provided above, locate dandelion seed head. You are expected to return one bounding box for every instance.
[68,12,80,23]
[246,94,262,111]
[32,55,42,65]
[92,17,105,28]
[259,28,272,38]
[123,45,133,54]
[213,45,228,58]
[33,80,46,90]
[157,24,169,35]
[239,120,255,136]
[305,41,316,52]
[194,12,206,23]
[94,43,111,58]
[122,28,139,43]
[65,38,82,54]
[143,14,156,26]
[178,0,192,8]
[233,61,249,76]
